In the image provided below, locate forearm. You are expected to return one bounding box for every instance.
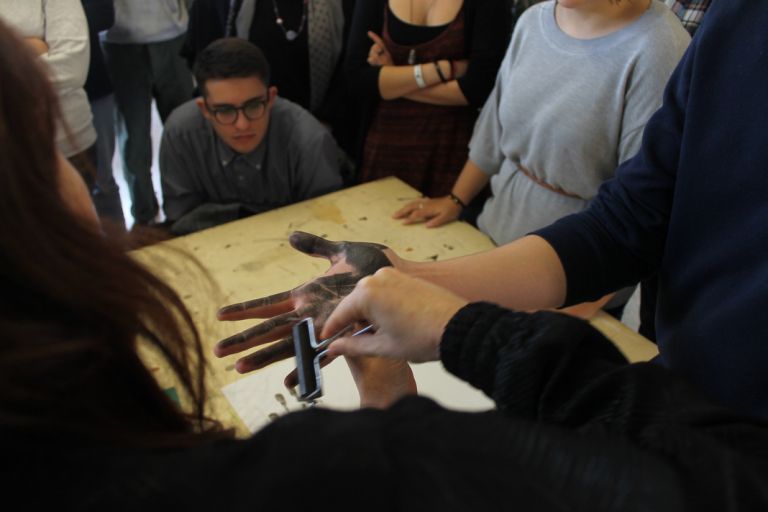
[404,235,567,311]
[25,37,49,56]
[403,80,469,106]
[451,159,491,204]
[440,303,629,417]
[378,60,450,100]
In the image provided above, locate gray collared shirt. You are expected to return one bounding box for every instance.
[160,97,342,233]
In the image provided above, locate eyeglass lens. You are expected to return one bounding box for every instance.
[213,98,267,124]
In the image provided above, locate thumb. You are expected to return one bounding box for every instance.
[327,333,388,359]
[289,231,342,259]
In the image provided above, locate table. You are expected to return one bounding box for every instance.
[133,177,658,436]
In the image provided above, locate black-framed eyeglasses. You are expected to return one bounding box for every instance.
[205,96,269,125]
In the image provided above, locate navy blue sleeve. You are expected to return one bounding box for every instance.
[436,302,768,511]
[532,34,696,306]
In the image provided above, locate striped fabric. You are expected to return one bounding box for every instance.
[665,0,712,35]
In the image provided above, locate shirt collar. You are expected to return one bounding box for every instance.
[214,129,267,170]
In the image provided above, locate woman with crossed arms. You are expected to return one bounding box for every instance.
[395,0,689,315]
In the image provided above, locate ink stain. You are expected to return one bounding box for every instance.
[224,244,232,249]
[183,294,192,300]
[426,254,439,261]
[268,413,280,421]
[443,244,454,250]
[309,201,345,225]
[405,247,413,252]
[358,216,368,221]
[274,393,289,412]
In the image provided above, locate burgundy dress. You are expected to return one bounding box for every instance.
[359,7,478,197]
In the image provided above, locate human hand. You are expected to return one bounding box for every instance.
[367,31,393,67]
[214,231,398,378]
[452,59,469,79]
[344,355,416,409]
[393,196,462,228]
[24,37,49,56]
[324,267,468,363]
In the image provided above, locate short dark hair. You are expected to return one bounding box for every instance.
[193,38,271,94]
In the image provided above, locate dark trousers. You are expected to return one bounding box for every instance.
[103,34,193,224]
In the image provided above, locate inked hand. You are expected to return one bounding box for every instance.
[393,196,462,228]
[214,231,396,379]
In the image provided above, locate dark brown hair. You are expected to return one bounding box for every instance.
[0,20,227,447]
[193,37,271,95]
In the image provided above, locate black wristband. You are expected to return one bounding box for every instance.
[434,61,448,83]
[449,192,467,209]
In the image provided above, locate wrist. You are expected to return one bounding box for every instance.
[413,64,427,89]
[434,60,448,83]
[448,192,468,209]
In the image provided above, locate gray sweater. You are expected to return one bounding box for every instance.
[471,0,690,245]
[160,97,343,234]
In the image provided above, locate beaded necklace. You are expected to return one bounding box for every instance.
[272,0,308,41]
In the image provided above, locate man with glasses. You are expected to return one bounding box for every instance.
[160,38,342,235]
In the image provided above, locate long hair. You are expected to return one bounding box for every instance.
[0,20,227,447]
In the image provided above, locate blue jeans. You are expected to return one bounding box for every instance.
[103,34,193,224]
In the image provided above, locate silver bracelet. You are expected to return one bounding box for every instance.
[413,64,427,89]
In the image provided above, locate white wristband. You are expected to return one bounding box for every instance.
[413,64,427,89]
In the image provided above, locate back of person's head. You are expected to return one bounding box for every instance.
[0,20,226,447]
[193,37,271,94]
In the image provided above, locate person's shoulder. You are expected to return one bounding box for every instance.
[270,97,329,142]
[619,2,690,70]
[642,1,691,48]
[164,99,208,137]
[517,0,554,26]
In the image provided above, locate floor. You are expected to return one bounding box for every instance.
[111,103,642,331]
[112,102,165,230]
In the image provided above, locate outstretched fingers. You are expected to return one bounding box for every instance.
[234,337,296,374]
[217,289,293,321]
[214,307,310,357]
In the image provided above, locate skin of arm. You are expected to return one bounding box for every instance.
[403,234,567,312]
[212,232,566,376]
[394,158,490,226]
[25,37,49,55]
[366,22,469,104]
